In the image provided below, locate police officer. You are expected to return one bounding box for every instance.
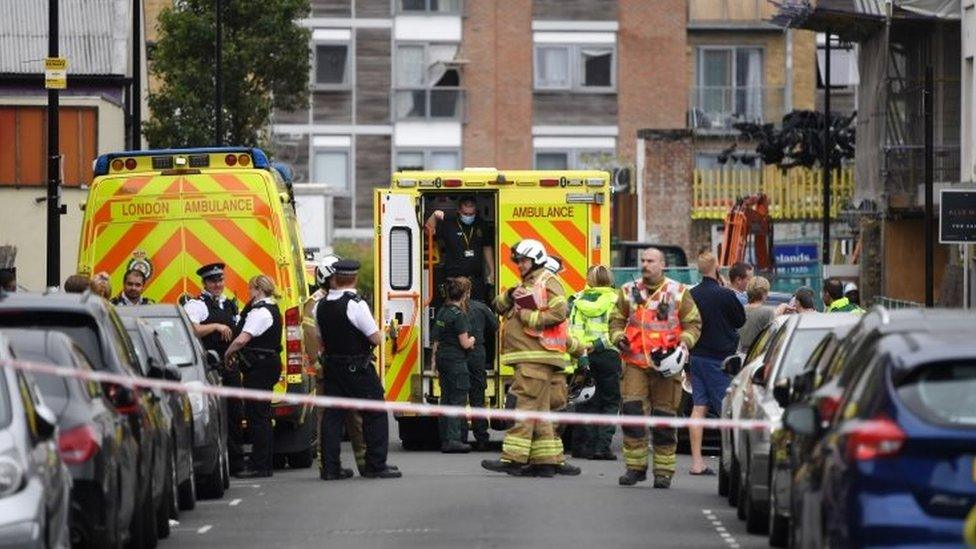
[183,262,245,474]
[425,195,495,302]
[225,275,283,478]
[316,259,401,480]
[111,268,155,306]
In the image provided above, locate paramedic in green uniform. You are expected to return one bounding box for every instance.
[463,295,498,451]
[433,277,476,453]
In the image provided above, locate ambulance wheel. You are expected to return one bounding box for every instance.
[288,448,314,469]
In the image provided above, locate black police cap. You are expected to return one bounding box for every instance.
[333,259,360,276]
[196,262,225,280]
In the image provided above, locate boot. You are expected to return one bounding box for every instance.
[591,450,617,461]
[481,459,527,476]
[618,469,647,486]
[320,468,354,481]
[653,475,672,489]
[529,464,557,478]
[440,441,472,454]
[362,466,402,479]
[555,462,582,476]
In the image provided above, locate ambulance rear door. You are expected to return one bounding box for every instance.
[375,189,422,403]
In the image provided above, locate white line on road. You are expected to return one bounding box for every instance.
[702,509,739,547]
[229,498,242,506]
[197,525,213,534]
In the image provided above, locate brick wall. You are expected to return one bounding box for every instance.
[462,0,533,168]
[639,129,695,253]
[618,0,688,163]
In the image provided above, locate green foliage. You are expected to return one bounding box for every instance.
[145,0,311,148]
[332,240,376,304]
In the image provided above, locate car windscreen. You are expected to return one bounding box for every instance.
[0,314,105,371]
[9,351,70,419]
[897,361,976,427]
[777,328,830,381]
[143,317,195,366]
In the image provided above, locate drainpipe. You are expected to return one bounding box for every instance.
[785,29,793,114]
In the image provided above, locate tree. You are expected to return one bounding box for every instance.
[720,110,857,170]
[144,0,311,148]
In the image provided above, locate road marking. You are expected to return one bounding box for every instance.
[197,525,213,534]
[702,509,739,548]
[229,498,242,506]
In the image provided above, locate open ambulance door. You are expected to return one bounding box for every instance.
[374,189,423,407]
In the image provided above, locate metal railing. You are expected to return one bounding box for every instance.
[689,86,786,132]
[692,165,856,220]
[872,296,924,309]
[883,144,961,208]
[688,0,779,23]
[393,88,465,120]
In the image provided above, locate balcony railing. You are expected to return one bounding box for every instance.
[688,0,779,25]
[394,88,465,120]
[883,144,961,209]
[689,86,785,133]
[692,165,856,220]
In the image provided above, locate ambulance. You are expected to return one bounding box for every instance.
[76,147,318,466]
[375,169,611,447]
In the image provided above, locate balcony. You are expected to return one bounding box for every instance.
[692,165,855,220]
[688,0,780,29]
[884,145,962,210]
[689,86,785,133]
[394,88,465,121]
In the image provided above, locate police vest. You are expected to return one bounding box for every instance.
[522,271,569,353]
[621,278,685,368]
[199,293,238,356]
[237,301,283,353]
[316,293,371,356]
[569,286,618,351]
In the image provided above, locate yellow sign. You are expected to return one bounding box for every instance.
[44,57,67,89]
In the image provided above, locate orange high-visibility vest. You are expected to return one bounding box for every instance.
[522,271,569,353]
[622,280,685,368]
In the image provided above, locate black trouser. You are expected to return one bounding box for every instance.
[463,346,489,443]
[241,359,279,473]
[437,356,470,444]
[573,349,622,455]
[220,369,245,472]
[320,355,389,474]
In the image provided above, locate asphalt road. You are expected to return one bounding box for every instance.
[165,433,764,549]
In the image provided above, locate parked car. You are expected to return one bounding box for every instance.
[5,329,139,547]
[123,304,229,498]
[0,332,71,548]
[734,313,857,535]
[0,291,169,547]
[120,315,196,521]
[720,315,788,505]
[785,328,976,547]
[783,307,976,547]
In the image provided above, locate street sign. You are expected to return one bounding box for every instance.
[773,242,819,276]
[44,57,67,89]
[939,189,976,244]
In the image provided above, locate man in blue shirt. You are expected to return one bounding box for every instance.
[688,252,745,475]
[728,262,753,306]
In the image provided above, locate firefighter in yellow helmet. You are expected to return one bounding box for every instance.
[610,247,701,489]
[482,239,570,477]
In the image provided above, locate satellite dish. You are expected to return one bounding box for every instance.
[611,167,632,193]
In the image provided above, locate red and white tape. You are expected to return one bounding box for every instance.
[0,359,773,431]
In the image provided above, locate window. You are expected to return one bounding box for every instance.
[534,45,616,91]
[315,44,349,87]
[533,149,613,170]
[693,47,764,130]
[0,106,96,186]
[313,150,349,190]
[390,227,412,290]
[396,149,460,171]
[395,43,463,119]
[398,0,460,13]
[816,34,859,88]
[535,152,568,170]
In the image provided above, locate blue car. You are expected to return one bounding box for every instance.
[784,329,976,547]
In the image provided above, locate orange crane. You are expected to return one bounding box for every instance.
[719,194,774,271]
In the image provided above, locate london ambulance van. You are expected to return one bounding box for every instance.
[77,147,317,466]
[375,169,611,447]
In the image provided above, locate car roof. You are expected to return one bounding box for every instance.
[880,330,976,370]
[0,290,109,313]
[861,307,976,334]
[117,304,183,317]
[793,312,859,330]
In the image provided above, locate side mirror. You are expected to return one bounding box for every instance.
[773,378,791,408]
[164,364,182,382]
[106,384,139,415]
[723,355,743,376]
[783,403,818,436]
[147,357,165,379]
[205,350,221,370]
[34,404,57,440]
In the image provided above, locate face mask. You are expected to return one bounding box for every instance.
[460,214,476,225]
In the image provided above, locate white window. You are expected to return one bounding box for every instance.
[315,44,350,87]
[534,45,615,91]
[693,46,764,129]
[313,150,349,190]
[817,34,859,88]
[534,149,613,170]
[390,227,412,291]
[398,0,461,13]
[396,149,460,171]
[395,43,463,119]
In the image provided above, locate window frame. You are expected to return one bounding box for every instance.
[313,42,351,90]
[311,147,351,193]
[389,227,413,291]
[393,41,464,121]
[396,0,463,14]
[533,148,615,170]
[394,148,462,171]
[694,45,766,121]
[533,43,617,92]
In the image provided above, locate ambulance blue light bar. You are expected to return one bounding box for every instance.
[93,147,271,176]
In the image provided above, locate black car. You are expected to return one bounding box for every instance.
[0,291,171,548]
[120,304,229,498]
[5,329,140,547]
[121,316,196,520]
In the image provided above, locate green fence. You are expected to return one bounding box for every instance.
[612,265,824,306]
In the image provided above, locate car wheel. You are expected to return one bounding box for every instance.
[728,454,740,507]
[273,453,289,470]
[744,461,769,535]
[198,443,225,499]
[769,477,789,547]
[143,486,159,548]
[288,447,314,469]
[718,448,729,497]
[178,459,197,511]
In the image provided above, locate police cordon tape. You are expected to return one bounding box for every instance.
[0,358,774,431]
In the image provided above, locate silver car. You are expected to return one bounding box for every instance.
[0,332,71,548]
[734,313,857,535]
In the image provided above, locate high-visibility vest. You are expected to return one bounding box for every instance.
[569,286,617,350]
[523,271,568,353]
[621,279,685,368]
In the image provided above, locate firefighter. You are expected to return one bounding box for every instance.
[225,275,284,478]
[543,255,582,476]
[110,268,154,306]
[316,259,400,480]
[305,256,371,474]
[482,239,569,478]
[610,248,701,489]
[184,262,245,475]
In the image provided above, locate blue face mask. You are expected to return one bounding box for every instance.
[460,214,476,225]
